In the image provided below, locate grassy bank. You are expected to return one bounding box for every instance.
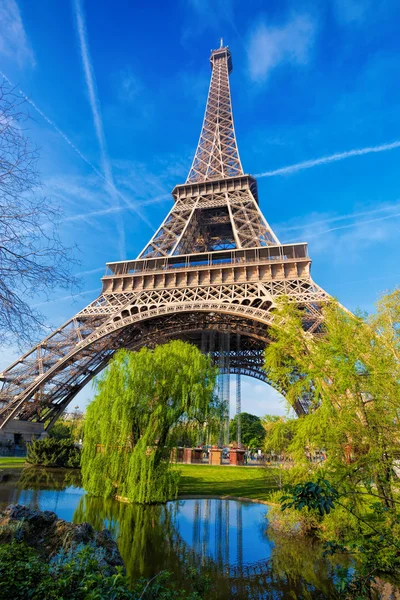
[176,464,279,502]
[0,457,25,469]
[0,458,279,503]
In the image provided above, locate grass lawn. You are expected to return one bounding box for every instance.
[0,457,25,469]
[175,464,280,503]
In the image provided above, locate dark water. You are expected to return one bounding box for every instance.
[0,468,346,599]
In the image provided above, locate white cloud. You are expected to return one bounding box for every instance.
[332,0,371,24]
[279,201,400,266]
[0,0,35,67]
[247,13,315,83]
[117,67,143,103]
[182,0,236,44]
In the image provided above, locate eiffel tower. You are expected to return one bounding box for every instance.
[0,42,329,440]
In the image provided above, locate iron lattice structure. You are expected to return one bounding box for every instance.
[0,43,330,430]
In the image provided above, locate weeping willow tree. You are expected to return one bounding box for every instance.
[81,340,218,504]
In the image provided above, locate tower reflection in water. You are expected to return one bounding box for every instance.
[72,495,340,599]
[181,498,270,577]
[1,470,343,600]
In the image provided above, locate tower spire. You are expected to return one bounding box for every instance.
[186,43,243,183]
[0,44,329,434]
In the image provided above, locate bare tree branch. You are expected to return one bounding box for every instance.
[0,78,80,347]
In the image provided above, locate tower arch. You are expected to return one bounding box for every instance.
[0,42,329,435]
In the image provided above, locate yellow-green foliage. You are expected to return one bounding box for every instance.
[81,341,218,504]
[267,491,320,535]
[264,291,400,508]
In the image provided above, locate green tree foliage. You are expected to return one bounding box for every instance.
[264,292,400,507]
[280,479,400,597]
[73,495,211,596]
[49,418,85,443]
[262,415,297,457]
[26,437,80,468]
[263,290,400,590]
[48,421,73,440]
[81,341,218,504]
[229,412,265,448]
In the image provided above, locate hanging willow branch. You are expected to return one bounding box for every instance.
[81,340,218,504]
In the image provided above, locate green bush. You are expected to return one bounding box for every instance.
[267,491,320,535]
[48,421,73,440]
[26,437,80,468]
[0,541,204,600]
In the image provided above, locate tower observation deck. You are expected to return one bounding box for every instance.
[0,43,329,439]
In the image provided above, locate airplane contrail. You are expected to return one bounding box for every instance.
[75,267,104,276]
[284,211,400,243]
[62,193,170,223]
[32,287,101,308]
[0,69,154,240]
[277,202,400,232]
[73,0,127,259]
[1,68,154,233]
[256,140,400,178]
[0,70,103,179]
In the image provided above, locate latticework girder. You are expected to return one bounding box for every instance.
[187,44,243,183]
[0,42,332,432]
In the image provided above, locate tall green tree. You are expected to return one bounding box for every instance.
[262,415,297,458]
[229,412,265,448]
[264,291,400,508]
[81,341,218,504]
[263,291,400,592]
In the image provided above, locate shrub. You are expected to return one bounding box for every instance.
[266,491,320,536]
[26,437,80,468]
[48,421,73,440]
[0,541,204,600]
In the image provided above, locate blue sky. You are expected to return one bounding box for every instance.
[0,0,399,417]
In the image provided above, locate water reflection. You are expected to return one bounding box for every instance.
[0,467,82,521]
[0,468,343,599]
[74,495,341,599]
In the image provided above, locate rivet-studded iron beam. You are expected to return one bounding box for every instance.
[0,43,331,430]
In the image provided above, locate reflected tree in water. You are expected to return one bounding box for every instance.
[72,495,344,599]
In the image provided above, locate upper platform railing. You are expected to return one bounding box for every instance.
[103,243,309,277]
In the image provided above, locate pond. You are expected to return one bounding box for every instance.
[0,467,350,599]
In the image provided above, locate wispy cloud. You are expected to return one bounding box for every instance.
[290,211,400,242]
[73,0,127,259]
[0,0,35,67]
[181,0,236,44]
[247,13,315,83]
[117,66,143,103]
[62,193,170,224]
[277,202,400,232]
[32,287,101,308]
[256,140,400,178]
[333,0,371,24]
[280,201,400,266]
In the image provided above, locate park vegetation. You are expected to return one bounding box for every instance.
[26,437,81,469]
[0,541,204,600]
[81,340,219,504]
[229,412,265,448]
[263,290,400,593]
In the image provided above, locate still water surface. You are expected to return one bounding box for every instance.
[0,468,344,599]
